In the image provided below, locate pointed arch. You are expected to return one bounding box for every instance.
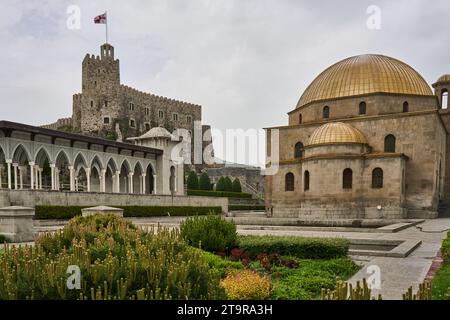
[34,146,51,166]
[106,157,118,173]
[145,162,155,194]
[12,144,31,165]
[119,158,131,173]
[73,152,88,169]
[90,154,104,170]
[55,149,71,166]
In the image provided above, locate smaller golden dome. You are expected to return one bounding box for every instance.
[309,122,367,146]
[436,74,450,84]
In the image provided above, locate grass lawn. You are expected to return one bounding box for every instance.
[269,258,360,300]
[432,261,450,300]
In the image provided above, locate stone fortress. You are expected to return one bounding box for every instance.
[265,54,450,219]
[43,43,212,161]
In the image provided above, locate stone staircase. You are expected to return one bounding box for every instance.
[438,199,450,218]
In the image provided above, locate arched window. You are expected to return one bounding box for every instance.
[299,114,303,124]
[285,173,295,192]
[323,106,330,119]
[343,169,353,189]
[384,134,396,153]
[304,171,310,191]
[294,142,304,159]
[359,102,366,115]
[442,89,449,110]
[372,168,383,189]
[403,101,409,113]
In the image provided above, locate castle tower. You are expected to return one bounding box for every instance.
[433,75,450,109]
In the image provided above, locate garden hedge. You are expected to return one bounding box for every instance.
[0,234,6,244]
[238,235,350,259]
[35,205,222,220]
[187,190,252,199]
[229,205,266,211]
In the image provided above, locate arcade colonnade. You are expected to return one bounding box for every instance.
[0,122,177,195]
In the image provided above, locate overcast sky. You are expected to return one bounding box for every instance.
[0,0,449,165]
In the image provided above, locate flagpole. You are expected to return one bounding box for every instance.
[106,11,108,44]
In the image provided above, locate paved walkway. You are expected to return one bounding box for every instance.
[239,218,450,300]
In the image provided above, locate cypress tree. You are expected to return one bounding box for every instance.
[199,172,212,190]
[186,171,199,190]
[232,178,242,193]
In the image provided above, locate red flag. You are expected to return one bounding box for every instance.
[94,12,107,24]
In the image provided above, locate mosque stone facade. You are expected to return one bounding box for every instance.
[265,54,450,219]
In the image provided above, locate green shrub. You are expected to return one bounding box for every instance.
[180,215,238,253]
[238,236,349,259]
[187,190,253,199]
[0,214,225,300]
[35,206,222,220]
[195,249,243,277]
[221,270,272,300]
[229,205,266,211]
[186,171,199,190]
[232,178,242,193]
[0,235,6,244]
[216,177,226,191]
[224,177,233,192]
[199,172,212,191]
[35,206,88,220]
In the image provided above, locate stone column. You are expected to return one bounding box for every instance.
[13,163,18,190]
[69,166,75,191]
[55,168,60,190]
[101,169,106,193]
[35,166,39,189]
[50,163,55,190]
[19,166,25,189]
[29,162,35,190]
[115,171,121,193]
[129,173,134,194]
[142,174,146,194]
[38,168,43,190]
[6,160,12,190]
[86,168,91,192]
[153,175,157,195]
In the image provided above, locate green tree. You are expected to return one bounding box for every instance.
[216,177,226,191]
[224,176,233,192]
[186,171,199,190]
[199,172,212,190]
[232,178,242,193]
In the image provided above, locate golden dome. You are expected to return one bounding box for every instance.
[298,54,433,108]
[309,122,367,146]
[436,74,450,84]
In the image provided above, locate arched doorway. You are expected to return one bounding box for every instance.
[74,153,88,192]
[120,160,131,194]
[133,162,143,194]
[35,148,51,190]
[146,164,155,194]
[55,151,70,191]
[169,166,176,195]
[90,156,103,192]
[105,158,117,193]
[12,145,31,189]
